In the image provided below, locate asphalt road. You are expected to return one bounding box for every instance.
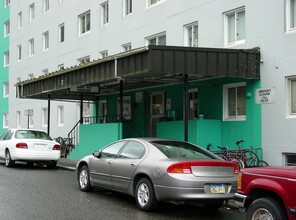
[0,161,244,220]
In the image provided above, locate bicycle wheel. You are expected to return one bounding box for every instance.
[229,157,245,170]
[216,153,229,161]
[243,150,259,167]
[258,160,269,166]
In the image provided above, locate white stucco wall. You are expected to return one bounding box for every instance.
[9,0,296,165]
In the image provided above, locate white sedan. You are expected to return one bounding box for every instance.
[0,129,61,168]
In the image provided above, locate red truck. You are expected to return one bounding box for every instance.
[234,166,296,220]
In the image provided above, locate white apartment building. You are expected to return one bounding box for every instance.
[9,0,296,165]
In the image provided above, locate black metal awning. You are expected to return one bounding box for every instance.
[16,45,260,101]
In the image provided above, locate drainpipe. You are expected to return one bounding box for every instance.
[47,94,51,135]
[184,74,189,142]
[120,80,123,122]
[80,94,83,124]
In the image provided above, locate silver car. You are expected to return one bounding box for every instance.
[76,138,238,211]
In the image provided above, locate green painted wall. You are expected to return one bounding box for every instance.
[0,4,10,134]
[70,78,261,160]
[68,123,122,160]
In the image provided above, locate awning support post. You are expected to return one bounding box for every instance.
[183,74,189,142]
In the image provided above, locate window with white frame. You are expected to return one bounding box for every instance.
[287,77,296,116]
[78,56,90,65]
[4,51,9,67]
[124,0,132,16]
[4,20,10,37]
[4,0,10,7]
[146,32,166,45]
[42,107,48,127]
[287,0,296,32]
[100,50,108,58]
[148,0,164,7]
[101,1,109,25]
[58,64,64,70]
[59,23,65,43]
[17,45,22,61]
[3,82,9,97]
[42,69,49,75]
[29,114,34,128]
[29,38,34,57]
[16,111,21,128]
[43,0,49,13]
[224,7,245,46]
[18,12,22,29]
[184,22,198,47]
[122,43,131,52]
[29,3,35,22]
[3,113,8,128]
[79,10,90,35]
[43,31,49,51]
[223,83,246,120]
[58,105,64,126]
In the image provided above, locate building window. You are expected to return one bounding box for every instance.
[43,0,49,13]
[3,82,9,97]
[42,108,48,127]
[29,3,35,22]
[58,106,64,127]
[3,113,8,128]
[284,153,296,166]
[4,20,10,37]
[42,69,49,75]
[17,45,22,61]
[148,0,164,7]
[122,43,131,52]
[123,0,132,16]
[223,83,246,120]
[18,12,22,29]
[43,31,49,51]
[101,1,109,25]
[146,32,166,45]
[16,111,21,128]
[59,23,65,43]
[224,7,245,46]
[29,38,34,57]
[287,77,296,116]
[4,0,10,7]
[4,51,9,67]
[100,50,108,58]
[78,56,90,65]
[79,11,90,35]
[287,0,296,32]
[58,64,64,70]
[184,22,198,47]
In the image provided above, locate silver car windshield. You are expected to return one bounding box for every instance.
[15,130,52,140]
[151,141,216,160]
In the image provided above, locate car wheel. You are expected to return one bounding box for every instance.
[5,150,15,167]
[246,197,286,220]
[78,165,93,192]
[135,177,158,211]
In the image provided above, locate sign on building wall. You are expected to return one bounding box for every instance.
[256,87,276,104]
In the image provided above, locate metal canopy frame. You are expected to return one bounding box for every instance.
[16,45,260,101]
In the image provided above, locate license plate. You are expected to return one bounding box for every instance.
[210,184,226,193]
[34,144,47,149]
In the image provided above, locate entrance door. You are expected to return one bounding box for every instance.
[148,92,165,137]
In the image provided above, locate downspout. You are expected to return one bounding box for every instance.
[47,94,51,135]
[184,74,189,142]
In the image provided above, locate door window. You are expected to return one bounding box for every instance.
[119,141,145,159]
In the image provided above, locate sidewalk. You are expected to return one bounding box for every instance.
[57,158,78,171]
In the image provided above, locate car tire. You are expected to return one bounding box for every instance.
[135,177,158,211]
[78,165,93,192]
[246,197,286,220]
[5,150,15,167]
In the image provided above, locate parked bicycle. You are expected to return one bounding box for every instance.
[206,144,245,170]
